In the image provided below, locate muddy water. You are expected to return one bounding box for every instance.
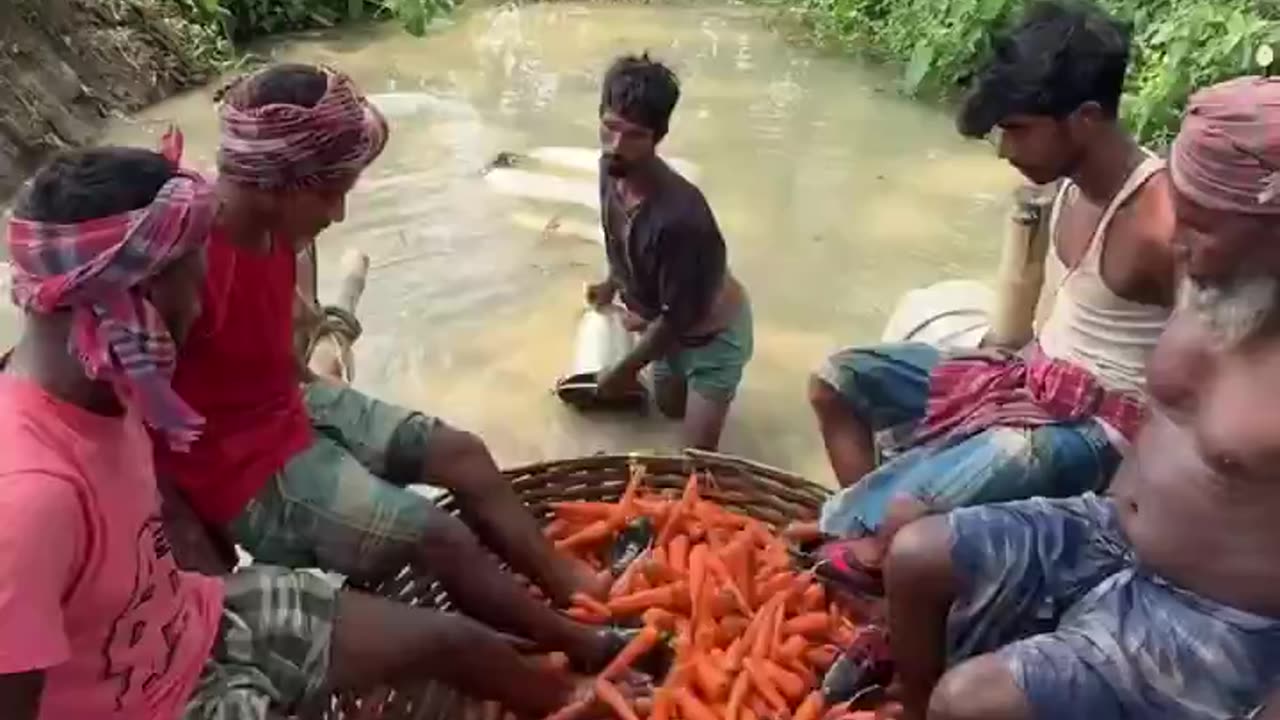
[8,3,1019,485]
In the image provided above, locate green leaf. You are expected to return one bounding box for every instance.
[903,39,934,95]
[348,0,363,20]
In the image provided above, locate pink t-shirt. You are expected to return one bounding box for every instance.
[0,374,224,719]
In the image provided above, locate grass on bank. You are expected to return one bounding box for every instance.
[774,0,1280,146]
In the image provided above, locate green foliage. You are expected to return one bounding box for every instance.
[166,0,454,54]
[781,0,1280,145]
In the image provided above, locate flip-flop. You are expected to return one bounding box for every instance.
[813,538,885,598]
[822,624,895,707]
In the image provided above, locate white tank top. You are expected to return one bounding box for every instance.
[1037,156,1170,395]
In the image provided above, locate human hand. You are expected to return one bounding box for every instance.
[595,364,641,400]
[620,309,649,333]
[585,280,618,308]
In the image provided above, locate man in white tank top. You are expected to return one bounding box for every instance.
[805,0,1178,592]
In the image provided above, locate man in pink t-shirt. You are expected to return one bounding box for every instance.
[0,147,608,719]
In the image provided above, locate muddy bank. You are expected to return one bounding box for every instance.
[0,0,213,200]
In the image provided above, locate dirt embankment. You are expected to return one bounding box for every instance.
[0,0,212,199]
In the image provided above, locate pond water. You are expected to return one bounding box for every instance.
[3,2,1020,486]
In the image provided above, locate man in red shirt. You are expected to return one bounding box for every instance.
[156,64,613,663]
[0,146,599,720]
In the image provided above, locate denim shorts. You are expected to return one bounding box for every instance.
[946,495,1280,720]
[230,383,440,581]
[816,343,1119,537]
[653,300,754,403]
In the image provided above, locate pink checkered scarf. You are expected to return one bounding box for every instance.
[217,66,389,190]
[916,343,1147,447]
[6,166,217,450]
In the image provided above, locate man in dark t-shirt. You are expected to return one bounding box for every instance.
[587,53,753,450]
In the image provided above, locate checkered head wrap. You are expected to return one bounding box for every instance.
[6,149,217,450]
[217,66,389,190]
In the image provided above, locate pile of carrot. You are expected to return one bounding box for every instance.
[540,468,878,720]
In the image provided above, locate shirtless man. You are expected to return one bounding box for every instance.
[587,53,753,451]
[807,0,1176,584]
[0,147,602,720]
[156,64,617,666]
[883,76,1280,720]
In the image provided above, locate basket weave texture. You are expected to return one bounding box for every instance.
[314,449,830,720]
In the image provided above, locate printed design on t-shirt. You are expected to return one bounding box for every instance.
[100,515,194,711]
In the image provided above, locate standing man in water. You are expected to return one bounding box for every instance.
[884,75,1280,720]
[588,53,753,451]
[156,63,622,669]
[804,0,1177,588]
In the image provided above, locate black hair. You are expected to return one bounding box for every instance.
[600,53,681,141]
[957,0,1131,138]
[14,147,175,223]
[217,62,328,109]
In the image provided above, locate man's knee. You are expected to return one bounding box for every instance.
[425,425,497,477]
[884,515,956,600]
[808,373,847,416]
[929,655,1032,720]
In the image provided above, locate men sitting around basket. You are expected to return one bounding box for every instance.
[882,74,1280,720]
[804,0,1177,590]
[0,146,613,720]
[586,53,754,451]
[153,63,621,666]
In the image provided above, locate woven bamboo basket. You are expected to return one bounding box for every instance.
[312,449,830,720]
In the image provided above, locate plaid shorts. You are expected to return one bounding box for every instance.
[948,495,1280,720]
[183,566,337,720]
[231,382,442,581]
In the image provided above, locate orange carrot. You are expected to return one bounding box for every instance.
[743,658,790,715]
[594,679,640,720]
[794,691,826,720]
[725,667,753,720]
[802,582,826,613]
[609,555,648,597]
[600,625,660,680]
[650,688,674,720]
[606,582,688,615]
[762,659,808,701]
[688,543,709,625]
[551,501,618,523]
[718,614,750,646]
[668,535,691,574]
[782,612,831,638]
[556,520,615,551]
[768,600,789,661]
[706,551,750,612]
[751,598,782,661]
[779,634,808,664]
[740,707,759,720]
[566,606,606,624]
[672,687,720,720]
[723,636,747,673]
[757,572,794,604]
[692,654,731,701]
[805,645,839,671]
[572,592,613,619]
[641,607,678,632]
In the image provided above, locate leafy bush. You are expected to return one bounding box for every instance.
[169,0,454,49]
[780,0,1280,145]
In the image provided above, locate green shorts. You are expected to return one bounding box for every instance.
[230,382,441,580]
[653,301,754,403]
[184,566,336,719]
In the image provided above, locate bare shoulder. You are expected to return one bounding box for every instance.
[1104,169,1179,305]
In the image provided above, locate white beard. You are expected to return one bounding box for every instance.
[1179,273,1279,347]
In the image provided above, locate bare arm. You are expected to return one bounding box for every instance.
[0,671,44,720]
